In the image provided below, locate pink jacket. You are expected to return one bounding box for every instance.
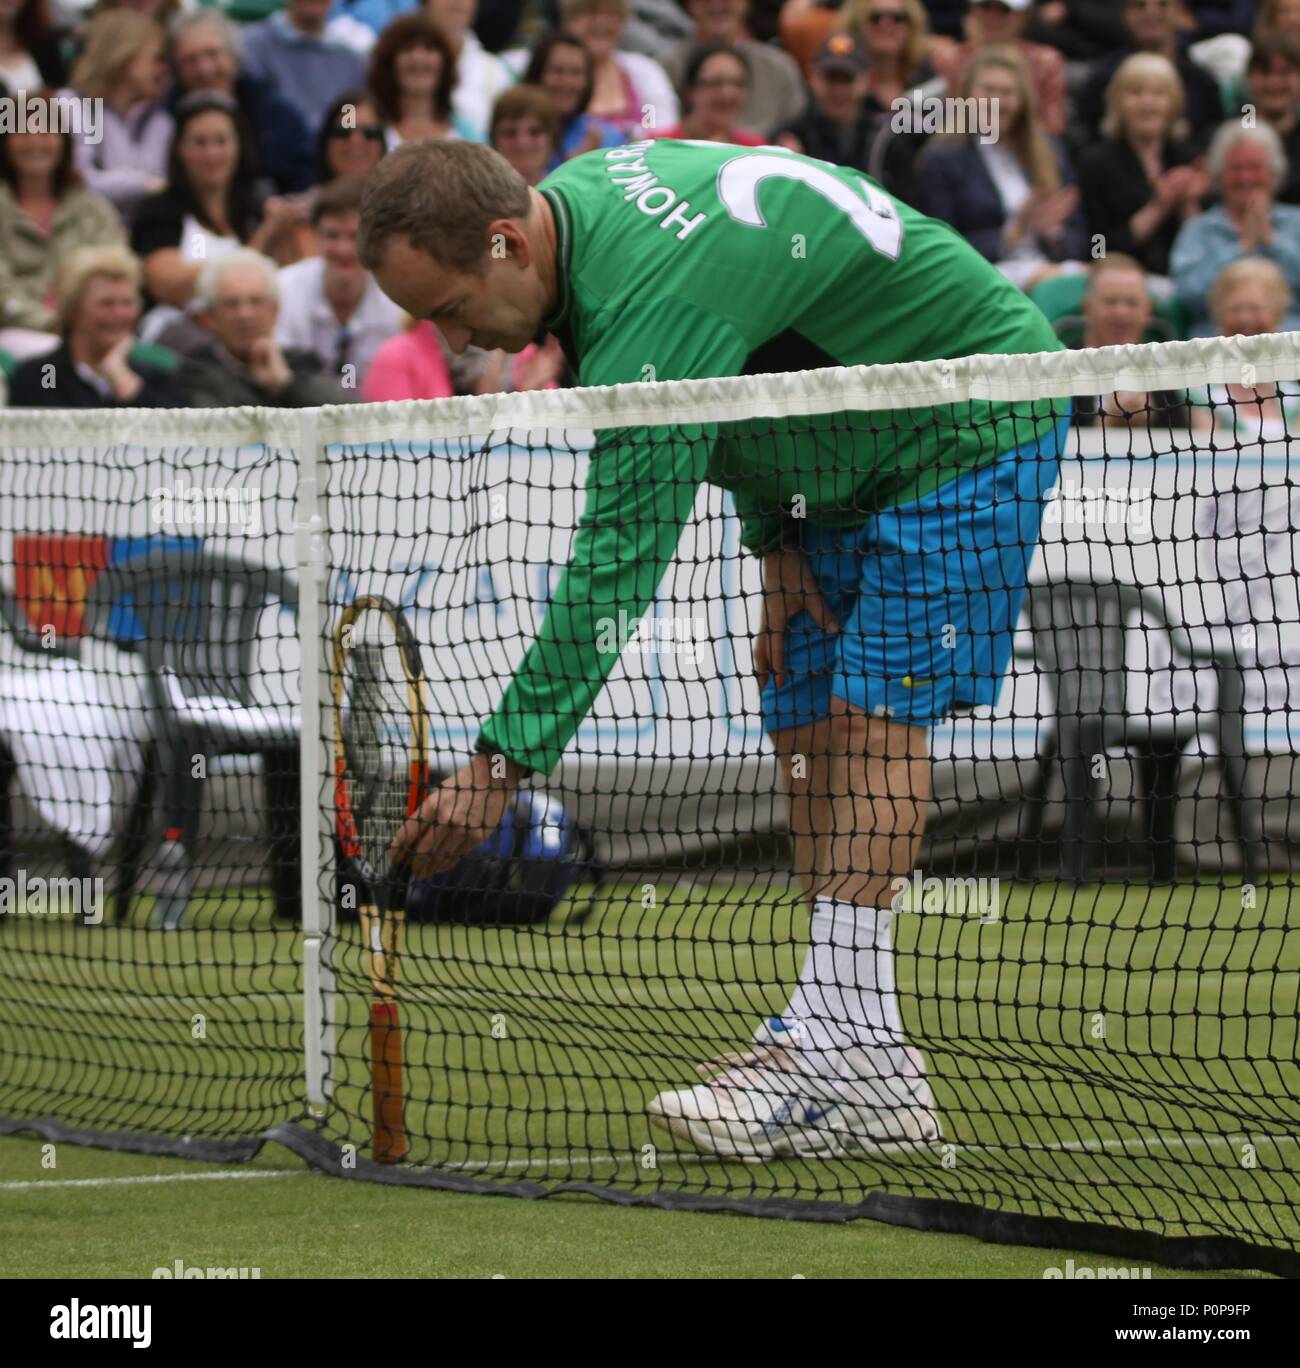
[361,321,455,402]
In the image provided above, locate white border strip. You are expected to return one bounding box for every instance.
[1,332,1297,449]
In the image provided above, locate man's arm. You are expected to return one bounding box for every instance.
[476,298,749,774]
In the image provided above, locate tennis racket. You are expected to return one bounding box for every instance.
[332,595,429,1164]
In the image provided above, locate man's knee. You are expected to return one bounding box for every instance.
[828,701,928,760]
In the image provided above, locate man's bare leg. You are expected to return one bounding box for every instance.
[646,699,940,1151]
[772,699,930,910]
[757,699,935,1108]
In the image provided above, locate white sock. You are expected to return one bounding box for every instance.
[779,897,909,1075]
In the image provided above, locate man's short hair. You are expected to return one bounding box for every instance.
[357,140,532,274]
[195,248,280,310]
[56,244,142,331]
[312,175,366,226]
[1088,252,1147,285]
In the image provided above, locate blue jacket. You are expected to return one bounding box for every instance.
[916,137,1089,267]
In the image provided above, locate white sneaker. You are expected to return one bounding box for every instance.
[760,1012,941,1127]
[647,1042,941,1160]
[835,1044,941,1144]
[647,1046,858,1160]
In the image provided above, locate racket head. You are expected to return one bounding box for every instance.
[332,595,429,913]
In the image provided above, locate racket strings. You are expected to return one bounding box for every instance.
[341,614,419,888]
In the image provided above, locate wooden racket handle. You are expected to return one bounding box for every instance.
[370,1000,407,1163]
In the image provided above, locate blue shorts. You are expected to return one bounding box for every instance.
[761,417,1070,733]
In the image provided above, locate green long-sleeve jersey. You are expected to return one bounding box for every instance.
[477,139,1064,773]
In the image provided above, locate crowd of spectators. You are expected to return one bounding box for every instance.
[0,0,1294,423]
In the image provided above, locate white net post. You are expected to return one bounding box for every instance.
[294,407,334,1112]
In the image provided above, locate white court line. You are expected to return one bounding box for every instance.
[966,1133,1299,1155]
[0,1170,304,1191]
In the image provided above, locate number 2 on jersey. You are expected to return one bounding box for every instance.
[714,149,904,261]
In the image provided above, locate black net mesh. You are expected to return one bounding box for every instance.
[1,369,1297,1274]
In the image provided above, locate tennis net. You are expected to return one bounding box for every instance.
[0,332,1297,1274]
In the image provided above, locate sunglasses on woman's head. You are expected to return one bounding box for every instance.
[867,9,908,23]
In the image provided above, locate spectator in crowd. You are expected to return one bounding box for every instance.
[178,248,351,406]
[775,19,936,199]
[490,85,561,184]
[1190,257,1300,440]
[1081,252,1153,349]
[916,45,1085,289]
[364,314,566,399]
[1237,33,1300,205]
[836,0,938,111]
[320,0,407,54]
[7,243,184,406]
[1076,53,1207,280]
[131,91,308,349]
[0,88,122,362]
[1021,0,1129,62]
[1256,0,1300,28]
[522,31,621,167]
[0,0,68,94]
[1192,0,1254,38]
[773,34,882,169]
[65,10,172,222]
[917,0,968,41]
[777,0,844,74]
[1075,0,1224,150]
[323,0,514,140]
[1170,122,1300,334]
[360,316,456,399]
[369,13,479,148]
[1072,253,1186,426]
[275,175,403,389]
[655,44,765,143]
[87,0,182,20]
[559,0,679,139]
[780,0,938,74]
[316,88,387,184]
[1255,0,1300,38]
[425,0,515,141]
[930,0,1067,137]
[167,12,316,196]
[658,0,806,137]
[241,0,366,136]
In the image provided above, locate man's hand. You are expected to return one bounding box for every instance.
[388,750,525,879]
[246,335,293,394]
[753,549,839,693]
